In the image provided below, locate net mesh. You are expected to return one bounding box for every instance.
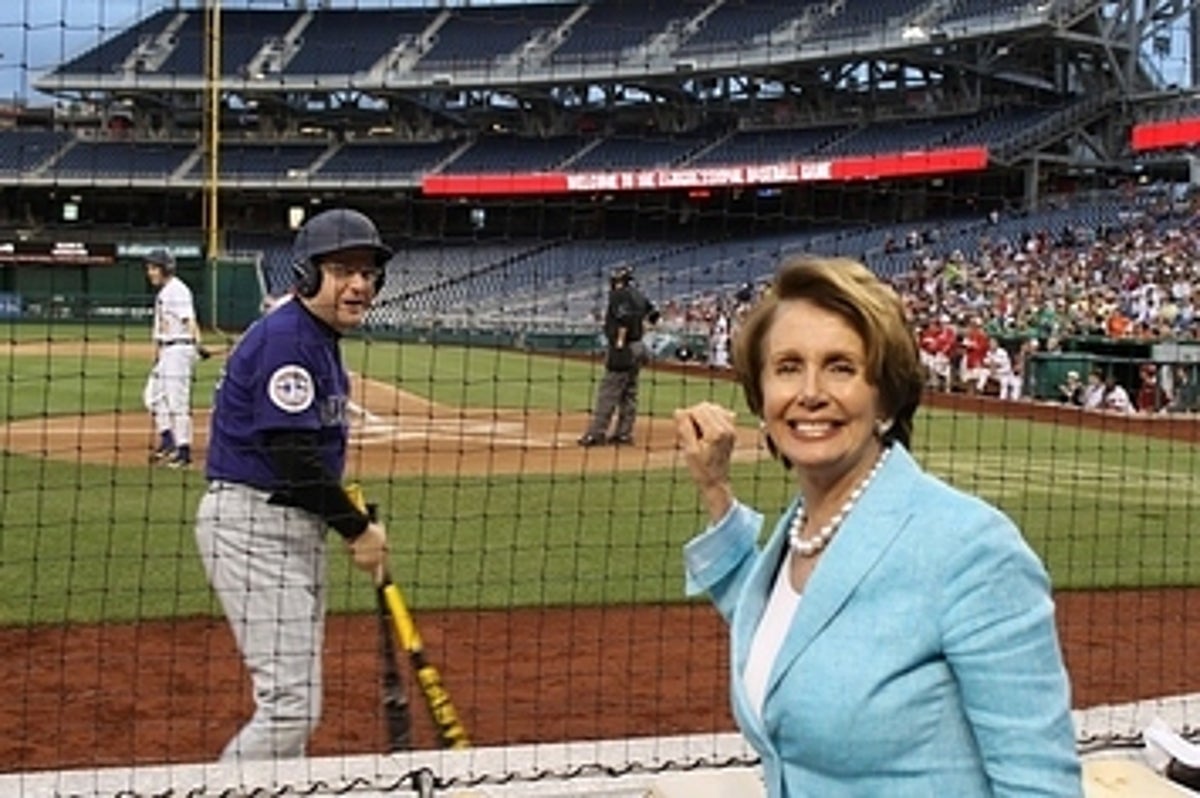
[2,0,1199,795]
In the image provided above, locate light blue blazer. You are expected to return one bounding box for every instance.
[684,445,1082,798]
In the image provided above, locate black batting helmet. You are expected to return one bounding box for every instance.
[144,248,176,275]
[291,208,392,297]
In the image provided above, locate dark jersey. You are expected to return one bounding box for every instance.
[604,285,657,344]
[206,297,349,490]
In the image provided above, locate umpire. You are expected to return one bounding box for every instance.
[195,208,390,760]
[578,265,660,447]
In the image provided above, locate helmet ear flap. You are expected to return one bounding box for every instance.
[293,258,322,298]
[372,251,387,294]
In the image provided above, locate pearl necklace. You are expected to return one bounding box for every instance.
[788,446,891,558]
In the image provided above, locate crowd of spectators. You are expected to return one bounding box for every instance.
[658,186,1200,415]
[894,189,1200,413]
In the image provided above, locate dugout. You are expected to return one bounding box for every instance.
[1027,352,1098,400]
[1027,338,1200,409]
[1027,339,1150,401]
[0,248,262,331]
[1064,338,1152,401]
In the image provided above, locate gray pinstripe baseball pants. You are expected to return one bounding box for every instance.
[195,481,327,760]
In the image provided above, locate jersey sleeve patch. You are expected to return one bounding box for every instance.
[268,365,315,413]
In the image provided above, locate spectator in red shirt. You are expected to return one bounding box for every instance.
[1136,363,1164,413]
[960,318,990,395]
[919,315,956,391]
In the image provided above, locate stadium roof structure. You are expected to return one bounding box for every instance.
[32,1,1189,100]
[17,0,1200,198]
[35,1,1093,93]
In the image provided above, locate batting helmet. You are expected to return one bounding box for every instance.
[144,248,176,275]
[291,208,392,297]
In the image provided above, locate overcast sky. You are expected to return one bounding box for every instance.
[0,0,1192,105]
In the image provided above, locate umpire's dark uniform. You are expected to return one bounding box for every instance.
[579,267,659,446]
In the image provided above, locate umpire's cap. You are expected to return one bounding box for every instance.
[610,264,634,288]
[144,248,176,275]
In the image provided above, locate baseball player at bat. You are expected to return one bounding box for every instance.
[194,209,392,761]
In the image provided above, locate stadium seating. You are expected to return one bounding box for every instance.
[550,0,712,64]
[0,104,1083,190]
[440,135,587,173]
[944,105,1061,146]
[815,0,926,39]
[0,131,72,174]
[675,0,820,55]
[47,140,196,179]
[568,133,713,170]
[824,115,980,156]
[50,10,174,77]
[184,142,327,179]
[316,139,464,179]
[283,9,433,75]
[414,5,575,71]
[940,0,1036,28]
[156,11,302,78]
[691,126,852,165]
[41,0,1063,85]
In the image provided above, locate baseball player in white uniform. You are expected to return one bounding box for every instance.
[144,249,202,468]
[984,338,1022,400]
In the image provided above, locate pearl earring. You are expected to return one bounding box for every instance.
[875,418,893,437]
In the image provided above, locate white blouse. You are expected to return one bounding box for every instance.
[743,548,802,720]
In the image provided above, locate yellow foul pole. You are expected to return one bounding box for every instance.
[204,0,222,329]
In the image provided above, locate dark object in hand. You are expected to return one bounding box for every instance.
[606,346,635,372]
[197,345,213,360]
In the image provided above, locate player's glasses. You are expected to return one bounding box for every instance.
[324,262,383,285]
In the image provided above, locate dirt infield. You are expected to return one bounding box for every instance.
[1,352,1199,774]
[0,354,764,476]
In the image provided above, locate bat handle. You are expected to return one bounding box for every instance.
[365,503,385,586]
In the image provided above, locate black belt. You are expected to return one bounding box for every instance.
[158,339,195,347]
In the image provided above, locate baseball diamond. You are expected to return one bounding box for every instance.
[2,0,1199,788]
[0,342,768,475]
[1,339,1199,769]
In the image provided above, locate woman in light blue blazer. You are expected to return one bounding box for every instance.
[675,257,1082,798]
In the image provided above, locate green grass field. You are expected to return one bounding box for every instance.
[3,324,1198,626]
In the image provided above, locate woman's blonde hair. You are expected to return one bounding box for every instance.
[733,256,923,458]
